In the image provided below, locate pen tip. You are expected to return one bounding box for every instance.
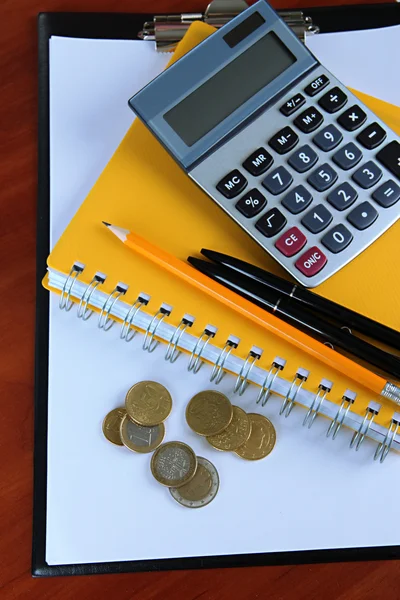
[102,221,111,227]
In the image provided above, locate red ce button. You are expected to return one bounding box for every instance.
[275,226,307,257]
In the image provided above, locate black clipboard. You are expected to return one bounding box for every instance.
[34,5,400,577]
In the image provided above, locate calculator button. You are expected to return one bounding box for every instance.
[356,122,387,150]
[347,201,378,230]
[307,163,338,192]
[304,74,330,97]
[275,227,307,257]
[268,127,299,155]
[295,246,327,277]
[332,142,362,170]
[327,182,358,211]
[372,180,400,208]
[318,87,348,113]
[376,140,400,180]
[262,166,293,195]
[321,224,353,254]
[352,161,382,189]
[288,145,318,173]
[294,107,324,134]
[301,204,333,233]
[281,185,313,214]
[337,105,367,131]
[235,189,267,218]
[313,125,343,152]
[256,208,287,238]
[280,93,306,116]
[242,148,273,176]
[217,169,247,199]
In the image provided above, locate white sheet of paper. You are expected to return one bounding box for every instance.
[46,34,399,566]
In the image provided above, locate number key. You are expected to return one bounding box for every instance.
[281,185,313,214]
[321,224,353,254]
[327,182,358,211]
[352,161,382,189]
[301,203,333,233]
[288,145,318,173]
[307,163,338,192]
[262,166,293,195]
[332,142,362,170]
[313,124,343,152]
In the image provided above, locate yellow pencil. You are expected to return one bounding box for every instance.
[103,221,400,403]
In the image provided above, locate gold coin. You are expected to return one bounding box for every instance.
[235,413,276,460]
[169,457,219,508]
[102,407,126,446]
[150,441,197,488]
[120,414,165,453]
[207,405,251,451]
[125,381,172,426]
[186,390,233,436]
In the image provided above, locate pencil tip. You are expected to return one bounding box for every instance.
[102,221,111,227]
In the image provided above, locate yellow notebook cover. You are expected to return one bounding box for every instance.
[45,22,400,426]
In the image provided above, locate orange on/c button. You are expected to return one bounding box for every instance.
[275,226,307,257]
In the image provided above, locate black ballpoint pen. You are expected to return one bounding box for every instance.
[200,249,400,352]
[188,256,400,380]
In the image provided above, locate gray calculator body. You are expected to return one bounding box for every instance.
[129,0,400,287]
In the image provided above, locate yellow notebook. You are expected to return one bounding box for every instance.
[44,22,400,444]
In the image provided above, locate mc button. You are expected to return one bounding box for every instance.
[216,169,248,199]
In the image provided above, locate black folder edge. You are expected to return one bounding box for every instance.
[34,6,400,577]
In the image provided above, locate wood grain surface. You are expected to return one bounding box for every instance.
[0,0,399,598]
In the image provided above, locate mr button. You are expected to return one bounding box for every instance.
[275,227,307,257]
[295,246,327,277]
[217,169,248,199]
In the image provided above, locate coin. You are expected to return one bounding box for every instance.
[102,407,126,446]
[125,381,172,426]
[235,413,276,460]
[170,457,219,509]
[186,390,233,436]
[151,441,198,488]
[207,405,251,451]
[120,414,165,453]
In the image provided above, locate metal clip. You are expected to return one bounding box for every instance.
[59,263,84,311]
[350,402,381,451]
[234,346,262,396]
[256,357,286,407]
[120,293,150,342]
[279,368,309,417]
[374,413,400,463]
[165,314,194,363]
[326,390,356,440]
[210,335,240,385]
[77,273,105,320]
[303,379,333,429]
[188,325,217,373]
[98,284,128,331]
[143,303,172,353]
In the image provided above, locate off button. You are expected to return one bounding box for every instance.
[275,226,307,257]
[295,246,327,277]
[304,74,329,97]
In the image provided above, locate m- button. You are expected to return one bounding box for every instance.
[216,169,248,199]
[275,226,307,257]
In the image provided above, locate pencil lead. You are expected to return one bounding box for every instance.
[102,221,111,227]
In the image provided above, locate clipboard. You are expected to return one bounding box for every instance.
[34,6,400,577]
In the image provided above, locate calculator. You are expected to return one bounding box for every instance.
[129,0,400,287]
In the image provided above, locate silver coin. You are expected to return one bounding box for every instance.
[169,457,219,508]
[120,415,165,453]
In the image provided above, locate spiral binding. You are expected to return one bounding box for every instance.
[210,335,240,385]
[256,357,286,407]
[55,263,400,462]
[165,314,195,363]
[143,303,172,353]
[326,390,357,440]
[303,379,333,429]
[234,346,262,396]
[279,368,309,417]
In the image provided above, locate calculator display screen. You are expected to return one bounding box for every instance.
[163,32,296,147]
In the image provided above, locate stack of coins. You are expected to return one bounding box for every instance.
[151,441,220,508]
[186,390,276,460]
[102,381,172,453]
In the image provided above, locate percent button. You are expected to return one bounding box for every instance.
[235,188,267,218]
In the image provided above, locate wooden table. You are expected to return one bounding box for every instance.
[1,0,399,598]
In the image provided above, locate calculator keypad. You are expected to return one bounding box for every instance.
[192,68,400,287]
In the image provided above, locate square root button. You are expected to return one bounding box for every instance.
[295,246,327,277]
[275,227,307,257]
